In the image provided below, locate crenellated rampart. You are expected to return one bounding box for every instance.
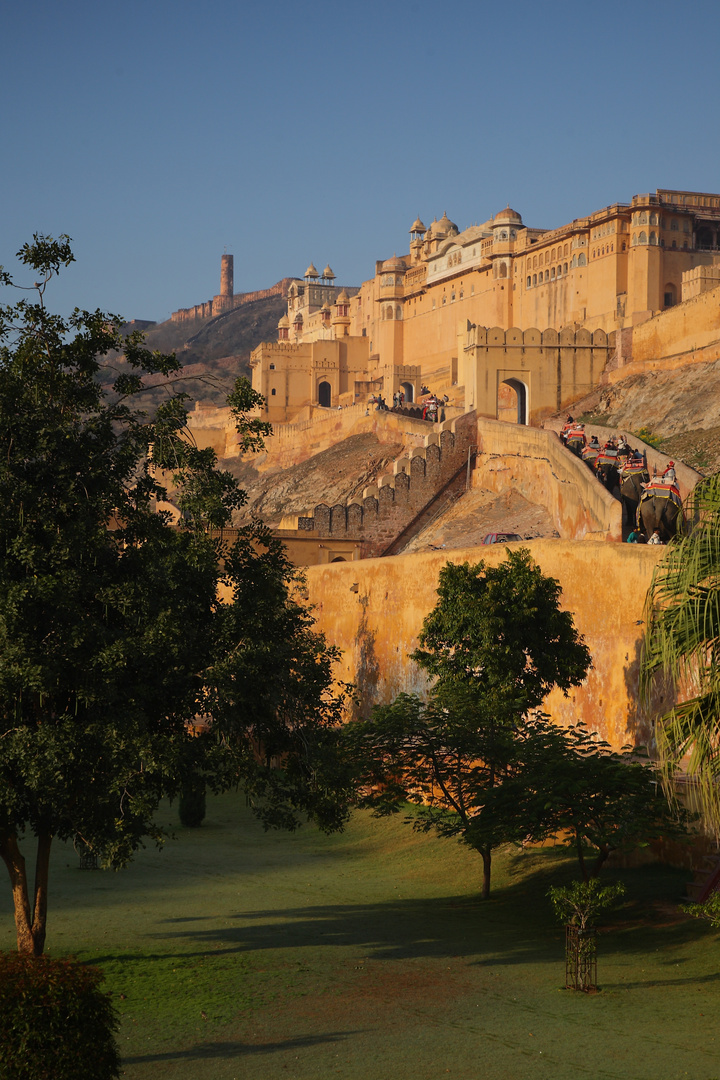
[282,414,475,556]
[171,278,293,324]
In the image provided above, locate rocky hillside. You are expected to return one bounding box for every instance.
[221,432,404,527]
[107,294,287,411]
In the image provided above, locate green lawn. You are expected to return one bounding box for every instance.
[2,791,719,1080]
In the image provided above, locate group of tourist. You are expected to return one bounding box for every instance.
[370,390,449,424]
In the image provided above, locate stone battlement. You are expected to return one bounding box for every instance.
[281,414,475,557]
[171,278,293,323]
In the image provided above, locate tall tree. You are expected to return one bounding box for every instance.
[642,473,720,832]
[0,236,349,954]
[348,552,591,898]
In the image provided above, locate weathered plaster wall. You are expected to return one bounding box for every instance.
[474,419,622,540]
[304,541,664,750]
[605,283,720,385]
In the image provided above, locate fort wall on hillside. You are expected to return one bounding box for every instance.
[303,541,665,748]
[282,414,475,557]
[605,281,720,384]
[171,276,293,324]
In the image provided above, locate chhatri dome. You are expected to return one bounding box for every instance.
[409,217,426,233]
[381,254,407,272]
[304,262,319,278]
[494,206,523,225]
[435,211,458,236]
[322,264,335,280]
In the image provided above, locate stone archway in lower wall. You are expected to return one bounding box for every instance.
[318,380,332,407]
[499,377,528,424]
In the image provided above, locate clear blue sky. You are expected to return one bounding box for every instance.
[3,0,719,323]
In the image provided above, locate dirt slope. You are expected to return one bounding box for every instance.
[221,433,404,527]
[399,488,556,554]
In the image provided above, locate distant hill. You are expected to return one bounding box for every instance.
[110,293,287,410]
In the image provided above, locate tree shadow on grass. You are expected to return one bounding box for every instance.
[123,1031,359,1064]
[140,884,713,978]
[84,851,715,984]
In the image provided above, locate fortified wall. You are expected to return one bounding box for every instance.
[473,419,622,540]
[607,281,720,384]
[281,414,476,558]
[463,325,613,426]
[171,251,293,324]
[303,541,666,749]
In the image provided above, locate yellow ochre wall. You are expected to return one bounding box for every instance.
[304,541,664,750]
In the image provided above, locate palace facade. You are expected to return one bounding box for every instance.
[250,188,720,424]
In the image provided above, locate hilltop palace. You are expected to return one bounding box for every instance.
[242,188,720,427]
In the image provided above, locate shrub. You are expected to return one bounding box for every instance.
[681,891,720,928]
[632,426,663,449]
[0,953,119,1080]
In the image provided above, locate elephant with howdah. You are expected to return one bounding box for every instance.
[620,467,649,529]
[637,489,685,541]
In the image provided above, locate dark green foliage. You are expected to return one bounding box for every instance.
[536,724,691,880]
[179,776,207,827]
[347,552,592,898]
[411,552,591,714]
[0,952,119,1080]
[0,237,351,955]
[642,472,720,832]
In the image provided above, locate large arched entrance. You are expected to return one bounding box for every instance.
[400,381,414,403]
[498,378,528,425]
[318,380,332,407]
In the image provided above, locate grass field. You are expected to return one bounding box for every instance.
[1,791,719,1080]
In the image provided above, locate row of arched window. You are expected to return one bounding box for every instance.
[526,252,589,287]
[382,305,403,320]
[527,243,570,270]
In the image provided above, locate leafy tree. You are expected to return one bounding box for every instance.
[548,879,626,931]
[411,553,591,715]
[0,236,349,954]
[642,473,720,832]
[347,553,591,898]
[536,725,690,880]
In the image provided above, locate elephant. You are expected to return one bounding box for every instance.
[637,489,685,542]
[566,434,586,457]
[582,446,600,471]
[620,466,649,529]
[594,452,621,495]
